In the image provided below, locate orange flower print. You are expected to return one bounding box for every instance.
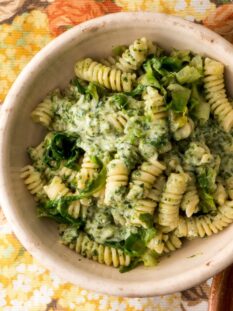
[46,0,121,36]
[203,4,233,43]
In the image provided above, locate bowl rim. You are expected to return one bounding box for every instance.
[1,12,233,297]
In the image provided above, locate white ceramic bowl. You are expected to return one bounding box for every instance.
[1,12,233,297]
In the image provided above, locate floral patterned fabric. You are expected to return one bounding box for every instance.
[0,1,232,310]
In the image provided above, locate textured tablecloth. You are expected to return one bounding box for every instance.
[1,1,233,310]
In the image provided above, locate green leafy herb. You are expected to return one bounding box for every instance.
[142,227,157,243]
[110,93,128,109]
[189,84,210,124]
[44,133,83,170]
[199,190,217,215]
[176,65,202,84]
[124,233,147,256]
[112,45,127,56]
[142,60,161,88]
[141,250,159,267]
[126,84,145,97]
[86,82,107,101]
[190,55,203,73]
[119,258,142,273]
[139,213,154,228]
[167,84,191,113]
[72,77,86,94]
[197,166,217,194]
[79,165,107,197]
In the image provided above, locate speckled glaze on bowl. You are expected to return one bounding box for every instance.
[1,12,233,297]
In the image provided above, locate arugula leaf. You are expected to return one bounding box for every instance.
[110,93,128,109]
[150,57,168,76]
[112,45,127,56]
[126,84,145,97]
[170,49,191,63]
[167,84,191,113]
[79,165,107,197]
[45,164,107,210]
[190,55,203,73]
[38,163,106,224]
[141,250,159,267]
[37,201,84,225]
[44,133,83,170]
[90,155,103,167]
[72,77,86,94]
[160,50,190,72]
[142,227,157,243]
[119,258,142,273]
[189,84,210,124]
[124,233,147,256]
[142,60,161,88]
[176,65,202,84]
[86,82,99,101]
[85,82,107,101]
[139,213,154,228]
[197,166,217,194]
[161,56,183,71]
[199,190,217,215]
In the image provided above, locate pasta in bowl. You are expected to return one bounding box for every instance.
[21,37,233,272]
[1,13,233,296]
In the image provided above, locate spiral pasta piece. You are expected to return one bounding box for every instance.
[226,177,233,200]
[204,58,233,132]
[173,118,194,141]
[107,112,128,132]
[116,37,152,72]
[147,231,164,254]
[214,182,227,205]
[130,199,157,228]
[100,56,119,67]
[176,201,233,238]
[58,167,79,185]
[158,173,189,231]
[43,176,86,219]
[143,86,167,121]
[31,97,54,128]
[43,176,70,200]
[67,232,131,267]
[75,58,136,92]
[127,155,166,200]
[20,165,45,200]
[105,159,129,205]
[147,175,166,203]
[77,154,100,190]
[181,175,200,218]
[163,234,182,254]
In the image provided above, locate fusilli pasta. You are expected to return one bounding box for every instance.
[204,57,233,132]
[181,174,200,218]
[105,159,129,205]
[116,37,153,72]
[75,58,136,92]
[158,173,189,231]
[20,165,45,200]
[176,201,233,238]
[127,155,165,200]
[67,232,131,268]
[143,86,167,121]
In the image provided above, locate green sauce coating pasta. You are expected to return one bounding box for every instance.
[22,38,233,271]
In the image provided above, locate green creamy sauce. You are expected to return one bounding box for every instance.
[194,120,233,178]
[48,92,168,163]
[27,41,233,272]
